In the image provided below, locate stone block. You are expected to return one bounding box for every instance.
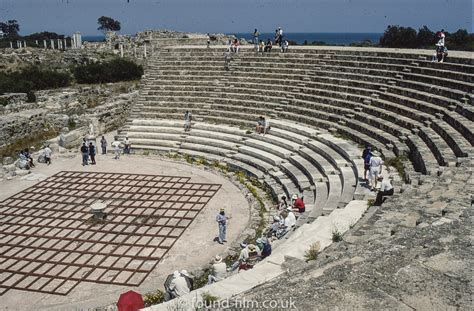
[2,157,14,165]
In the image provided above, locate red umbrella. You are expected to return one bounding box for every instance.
[117,290,145,311]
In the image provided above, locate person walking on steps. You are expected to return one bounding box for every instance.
[100,136,107,155]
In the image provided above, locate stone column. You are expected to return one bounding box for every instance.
[17,41,21,49]
[43,40,47,49]
[51,39,55,50]
[35,40,39,46]
[24,41,27,48]
[144,43,147,58]
[63,38,67,50]
[120,44,124,58]
[57,39,61,50]
[10,42,13,49]
[134,45,137,58]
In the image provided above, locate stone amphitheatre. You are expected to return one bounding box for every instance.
[0,31,472,310]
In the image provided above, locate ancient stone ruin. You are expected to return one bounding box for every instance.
[0,31,472,310]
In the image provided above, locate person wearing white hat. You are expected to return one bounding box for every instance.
[168,270,190,298]
[368,150,384,191]
[291,194,305,213]
[208,255,228,284]
[282,206,296,232]
[180,270,193,290]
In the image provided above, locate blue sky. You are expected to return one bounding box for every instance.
[0,0,472,35]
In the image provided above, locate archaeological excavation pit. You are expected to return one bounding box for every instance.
[0,171,221,296]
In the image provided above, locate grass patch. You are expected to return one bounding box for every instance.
[304,241,320,262]
[245,130,252,135]
[385,155,408,181]
[142,150,150,156]
[201,292,219,307]
[143,289,165,307]
[193,268,211,290]
[332,229,343,242]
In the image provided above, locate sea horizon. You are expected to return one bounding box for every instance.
[82,32,383,45]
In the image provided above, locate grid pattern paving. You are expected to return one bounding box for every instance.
[0,171,221,296]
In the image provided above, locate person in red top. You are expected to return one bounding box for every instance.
[291,194,305,213]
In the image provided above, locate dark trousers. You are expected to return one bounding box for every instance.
[101,146,106,155]
[374,188,394,206]
[90,154,96,165]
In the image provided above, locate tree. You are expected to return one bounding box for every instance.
[97,16,121,34]
[0,20,20,39]
[379,25,417,48]
[416,25,435,48]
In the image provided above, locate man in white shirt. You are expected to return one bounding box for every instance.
[208,255,227,284]
[374,176,394,206]
[368,151,384,191]
[283,207,296,230]
[43,145,52,165]
[168,271,190,298]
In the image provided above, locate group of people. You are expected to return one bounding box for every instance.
[253,27,289,54]
[17,146,52,170]
[362,145,394,206]
[434,29,448,63]
[80,135,131,165]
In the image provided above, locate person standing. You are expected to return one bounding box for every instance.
[362,145,372,181]
[111,139,122,160]
[253,28,260,51]
[44,145,52,165]
[80,143,89,166]
[123,137,131,154]
[215,208,228,244]
[100,136,107,155]
[89,142,96,165]
[368,151,384,191]
[184,111,192,132]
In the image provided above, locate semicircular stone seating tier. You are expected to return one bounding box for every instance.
[125,46,473,310]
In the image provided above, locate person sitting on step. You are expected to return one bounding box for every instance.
[256,116,265,134]
[374,175,394,206]
[264,39,272,53]
[291,194,305,213]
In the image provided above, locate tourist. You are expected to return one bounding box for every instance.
[253,28,259,51]
[256,237,272,259]
[278,26,283,37]
[80,142,89,166]
[215,208,228,244]
[23,148,35,168]
[208,255,227,284]
[123,137,131,154]
[231,38,240,53]
[264,39,272,53]
[239,244,261,271]
[100,136,107,155]
[230,242,249,271]
[258,40,265,55]
[292,194,305,213]
[167,271,190,299]
[263,117,270,135]
[368,151,384,191]
[362,145,372,181]
[437,46,448,63]
[267,215,283,238]
[88,142,96,165]
[184,111,192,132]
[224,50,232,70]
[43,145,52,165]
[17,150,30,169]
[278,195,288,210]
[282,40,289,53]
[180,270,194,290]
[111,139,122,160]
[374,176,394,206]
[282,207,296,234]
[256,116,265,134]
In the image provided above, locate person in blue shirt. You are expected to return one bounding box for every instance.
[215,208,228,244]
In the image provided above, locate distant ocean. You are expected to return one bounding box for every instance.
[82,33,383,45]
[231,32,383,45]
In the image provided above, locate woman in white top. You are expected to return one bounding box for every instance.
[368,151,384,191]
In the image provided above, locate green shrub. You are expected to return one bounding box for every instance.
[201,292,219,307]
[73,58,143,84]
[0,67,71,101]
[385,156,408,180]
[143,289,165,307]
[304,242,320,262]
